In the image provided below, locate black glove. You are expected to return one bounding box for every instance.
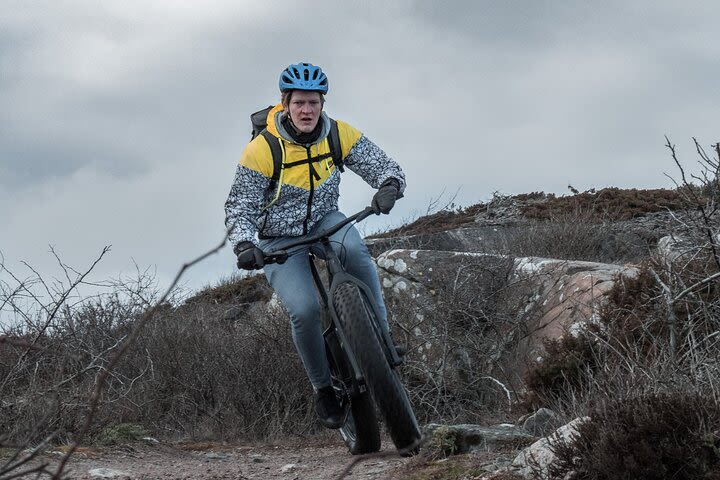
[234,241,265,270]
[372,178,400,215]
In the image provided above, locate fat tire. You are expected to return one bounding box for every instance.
[325,312,381,455]
[338,391,381,454]
[333,282,421,452]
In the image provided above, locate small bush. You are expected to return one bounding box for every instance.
[91,423,148,446]
[492,213,638,262]
[549,392,720,480]
[523,333,599,408]
[425,425,459,459]
[184,274,272,305]
[0,273,313,445]
[599,265,669,354]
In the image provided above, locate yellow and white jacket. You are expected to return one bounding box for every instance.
[224,104,406,247]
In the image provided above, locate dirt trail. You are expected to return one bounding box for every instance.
[10,441,411,480]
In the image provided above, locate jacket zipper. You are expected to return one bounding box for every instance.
[303,145,318,234]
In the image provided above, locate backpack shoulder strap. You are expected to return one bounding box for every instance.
[327,118,344,173]
[259,130,283,185]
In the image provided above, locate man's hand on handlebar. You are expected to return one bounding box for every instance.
[234,241,265,270]
[372,178,400,215]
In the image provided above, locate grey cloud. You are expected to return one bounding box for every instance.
[2,0,720,296]
[1,2,377,190]
[0,140,148,187]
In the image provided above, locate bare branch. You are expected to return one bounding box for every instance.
[52,234,227,479]
[671,271,720,305]
[0,246,112,396]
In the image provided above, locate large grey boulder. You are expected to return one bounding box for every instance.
[424,423,534,455]
[521,408,562,437]
[366,225,529,257]
[657,233,720,265]
[512,416,589,478]
[376,249,638,383]
[511,256,638,369]
[366,207,676,262]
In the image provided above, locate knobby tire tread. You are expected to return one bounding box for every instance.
[333,282,420,451]
[326,330,381,454]
[340,392,380,454]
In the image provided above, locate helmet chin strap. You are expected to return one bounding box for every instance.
[287,115,302,135]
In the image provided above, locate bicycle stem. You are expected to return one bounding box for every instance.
[264,206,376,261]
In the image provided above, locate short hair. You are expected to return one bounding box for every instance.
[281,90,325,109]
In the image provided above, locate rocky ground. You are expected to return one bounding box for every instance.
[4,440,410,480]
[1,437,528,480]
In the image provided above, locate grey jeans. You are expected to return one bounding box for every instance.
[259,210,389,389]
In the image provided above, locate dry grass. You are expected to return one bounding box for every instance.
[372,187,687,241]
[521,187,688,220]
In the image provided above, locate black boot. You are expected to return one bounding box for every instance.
[314,386,344,429]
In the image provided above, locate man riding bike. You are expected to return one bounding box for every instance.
[224,62,406,429]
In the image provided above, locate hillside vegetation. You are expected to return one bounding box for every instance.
[1,140,719,478]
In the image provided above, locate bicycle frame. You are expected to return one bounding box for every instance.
[264,207,403,394]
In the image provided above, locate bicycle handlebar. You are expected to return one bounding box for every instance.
[263,206,376,265]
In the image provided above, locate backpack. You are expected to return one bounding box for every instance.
[250,106,345,193]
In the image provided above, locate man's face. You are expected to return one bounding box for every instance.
[287,90,322,133]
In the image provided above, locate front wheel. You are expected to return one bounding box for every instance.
[333,282,421,453]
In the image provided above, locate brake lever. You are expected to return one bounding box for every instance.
[265,251,289,265]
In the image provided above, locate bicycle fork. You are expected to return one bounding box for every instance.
[312,238,403,391]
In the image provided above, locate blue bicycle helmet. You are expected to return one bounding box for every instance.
[279,62,329,94]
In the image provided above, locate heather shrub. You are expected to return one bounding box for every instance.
[524,140,720,480]
[523,333,599,409]
[548,392,720,480]
[521,187,687,221]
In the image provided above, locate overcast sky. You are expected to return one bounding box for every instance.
[2,0,719,301]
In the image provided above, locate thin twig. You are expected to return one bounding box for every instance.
[671,271,720,305]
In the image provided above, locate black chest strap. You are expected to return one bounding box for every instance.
[261,119,344,192]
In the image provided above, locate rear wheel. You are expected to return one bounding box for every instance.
[337,389,381,454]
[325,321,381,454]
[333,282,421,453]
